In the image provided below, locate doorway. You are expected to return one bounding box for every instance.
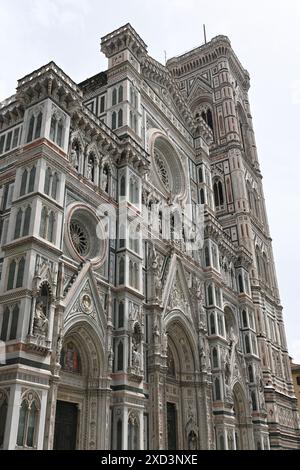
[53,401,78,450]
[167,402,177,450]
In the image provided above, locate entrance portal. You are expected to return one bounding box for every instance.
[167,402,177,450]
[54,401,78,450]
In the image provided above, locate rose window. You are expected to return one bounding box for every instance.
[70,220,89,256]
[154,150,170,191]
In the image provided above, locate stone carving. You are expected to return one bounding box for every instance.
[70,149,79,170]
[151,246,162,302]
[81,293,93,314]
[33,300,48,337]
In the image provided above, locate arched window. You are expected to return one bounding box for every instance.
[51,173,59,199]
[207,284,214,306]
[111,112,117,130]
[118,109,123,127]
[34,112,43,140]
[134,263,139,290]
[22,206,31,237]
[128,414,139,450]
[245,335,251,354]
[50,115,57,142]
[61,342,81,373]
[119,258,125,285]
[7,260,16,290]
[39,207,47,239]
[210,313,216,335]
[133,114,137,133]
[47,211,55,243]
[212,348,218,368]
[118,302,124,328]
[199,166,203,183]
[16,258,25,288]
[0,308,10,341]
[251,391,257,411]
[9,304,19,340]
[14,209,23,239]
[27,116,35,143]
[44,168,52,195]
[118,85,123,103]
[120,175,126,197]
[242,310,248,328]
[200,188,205,204]
[17,394,39,448]
[248,365,254,383]
[238,274,244,293]
[207,109,213,130]
[28,167,36,193]
[0,391,8,447]
[214,377,221,400]
[213,180,224,208]
[20,169,28,196]
[129,260,133,287]
[57,120,64,147]
[117,341,123,371]
[112,88,117,106]
[204,245,211,267]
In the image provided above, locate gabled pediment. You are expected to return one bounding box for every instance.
[187,76,213,108]
[162,254,194,321]
[62,263,106,338]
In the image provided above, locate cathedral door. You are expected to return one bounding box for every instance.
[53,401,78,450]
[167,402,177,450]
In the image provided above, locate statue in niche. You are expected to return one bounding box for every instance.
[87,158,94,181]
[132,346,142,369]
[33,299,48,336]
[151,247,162,302]
[153,321,160,345]
[188,431,197,450]
[70,148,79,170]
[101,166,109,193]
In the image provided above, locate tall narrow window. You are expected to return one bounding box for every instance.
[248,365,254,383]
[9,305,19,340]
[40,207,47,239]
[112,88,117,106]
[57,120,63,147]
[118,109,123,127]
[50,115,57,142]
[245,335,251,354]
[51,173,59,199]
[0,393,8,447]
[44,168,52,195]
[242,310,248,328]
[7,260,16,290]
[16,258,25,288]
[22,206,31,237]
[34,112,43,139]
[28,167,36,193]
[117,341,123,371]
[14,209,23,239]
[112,112,117,130]
[251,392,257,411]
[238,274,244,293]
[17,397,39,448]
[0,308,10,341]
[118,302,124,328]
[27,116,35,143]
[207,284,214,305]
[20,169,28,196]
[120,175,126,197]
[215,377,221,400]
[118,85,123,103]
[212,348,218,368]
[119,258,125,285]
[47,212,55,243]
[204,245,210,266]
[210,313,216,335]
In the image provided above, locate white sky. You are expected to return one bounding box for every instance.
[1,0,300,362]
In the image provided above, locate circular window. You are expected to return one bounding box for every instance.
[149,131,186,200]
[154,150,171,191]
[65,203,108,268]
[70,220,89,256]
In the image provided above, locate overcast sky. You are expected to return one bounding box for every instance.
[1,0,300,362]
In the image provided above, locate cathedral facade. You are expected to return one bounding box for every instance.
[0,23,299,450]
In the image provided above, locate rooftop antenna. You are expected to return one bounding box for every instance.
[203,24,207,44]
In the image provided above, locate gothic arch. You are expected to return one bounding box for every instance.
[62,320,105,378]
[232,382,251,450]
